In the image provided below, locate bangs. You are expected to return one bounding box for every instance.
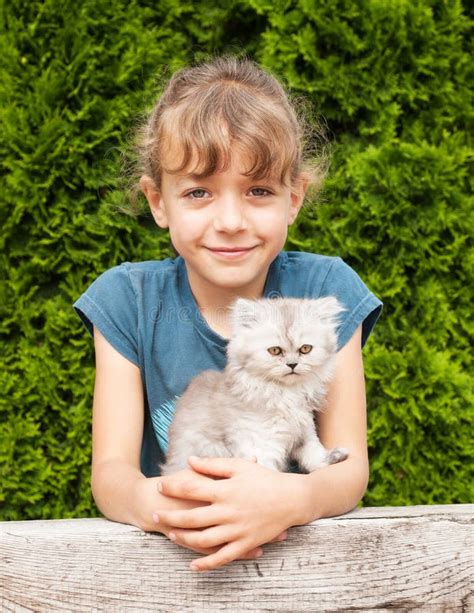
[155,83,301,187]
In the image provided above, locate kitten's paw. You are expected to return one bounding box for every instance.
[327,447,349,465]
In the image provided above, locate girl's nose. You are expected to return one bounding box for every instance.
[212,195,248,233]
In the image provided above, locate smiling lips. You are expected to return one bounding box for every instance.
[207,246,256,259]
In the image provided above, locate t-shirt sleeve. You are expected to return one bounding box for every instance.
[72,264,139,366]
[320,257,383,351]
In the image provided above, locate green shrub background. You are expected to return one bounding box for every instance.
[1,0,472,520]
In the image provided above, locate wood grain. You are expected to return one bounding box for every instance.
[1,505,472,612]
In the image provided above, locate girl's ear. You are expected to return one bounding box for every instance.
[288,173,310,225]
[139,175,169,229]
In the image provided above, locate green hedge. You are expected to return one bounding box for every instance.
[1,0,472,520]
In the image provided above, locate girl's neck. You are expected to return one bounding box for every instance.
[184,261,268,337]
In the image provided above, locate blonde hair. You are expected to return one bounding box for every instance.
[127,54,328,214]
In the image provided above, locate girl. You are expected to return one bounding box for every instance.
[73,55,382,572]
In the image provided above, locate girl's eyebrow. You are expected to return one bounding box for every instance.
[174,175,198,184]
[173,174,211,186]
[175,173,279,185]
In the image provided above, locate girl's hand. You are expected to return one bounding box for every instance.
[152,456,307,572]
[133,467,282,561]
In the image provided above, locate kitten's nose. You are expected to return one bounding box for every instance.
[287,363,298,370]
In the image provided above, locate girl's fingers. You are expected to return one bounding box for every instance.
[190,539,260,572]
[176,541,262,560]
[168,525,236,550]
[158,478,216,503]
[186,456,237,478]
[269,530,288,543]
[168,526,287,551]
[187,455,256,478]
[153,506,223,529]
[155,508,288,544]
[240,547,264,560]
[167,537,219,556]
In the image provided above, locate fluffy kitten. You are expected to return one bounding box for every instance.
[160,296,349,476]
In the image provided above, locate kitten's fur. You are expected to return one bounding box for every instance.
[160,297,349,476]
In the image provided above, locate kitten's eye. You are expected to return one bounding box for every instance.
[267,346,282,356]
[299,344,313,354]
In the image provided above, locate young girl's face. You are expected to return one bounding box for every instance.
[141,150,307,298]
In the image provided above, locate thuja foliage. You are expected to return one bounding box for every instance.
[0,0,471,520]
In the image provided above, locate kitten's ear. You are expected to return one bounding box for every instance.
[230,298,260,329]
[310,297,346,323]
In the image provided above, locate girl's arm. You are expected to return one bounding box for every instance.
[90,327,267,559]
[91,325,219,531]
[298,324,370,524]
[90,326,147,528]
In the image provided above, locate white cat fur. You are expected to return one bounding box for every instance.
[160,296,349,475]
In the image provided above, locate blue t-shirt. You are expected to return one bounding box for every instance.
[73,251,382,476]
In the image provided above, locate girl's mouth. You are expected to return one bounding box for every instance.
[206,246,256,259]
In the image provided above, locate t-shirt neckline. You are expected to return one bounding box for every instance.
[176,253,284,349]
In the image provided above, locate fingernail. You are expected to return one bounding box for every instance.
[169,532,176,541]
[190,562,200,571]
[152,513,159,523]
[278,533,287,541]
[189,455,200,461]
[255,549,263,558]
[157,482,163,492]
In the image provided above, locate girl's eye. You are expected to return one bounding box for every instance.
[299,344,313,354]
[250,187,272,197]
[267,346,282,356]
[185,188,208,199]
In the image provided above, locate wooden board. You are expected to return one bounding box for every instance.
[1,505,473,612]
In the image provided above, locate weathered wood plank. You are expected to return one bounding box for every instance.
[1,505,472,612]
